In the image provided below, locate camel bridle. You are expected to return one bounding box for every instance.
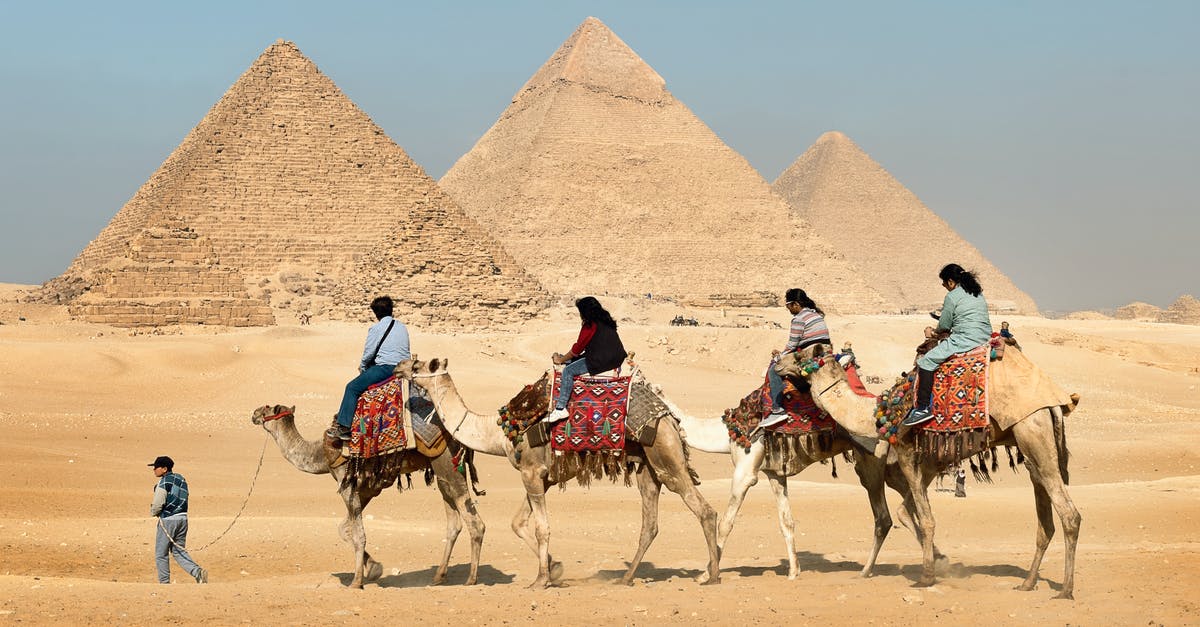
[407,369,471,439]
[260,406,294,422]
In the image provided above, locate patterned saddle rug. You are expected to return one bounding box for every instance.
[547,370,630,454]
[349,376,445,459]
[722,372,837,475]
[876,345,991,463]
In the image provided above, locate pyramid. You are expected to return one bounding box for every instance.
[41,40,548,326]
[772,132,1038,314]
[439,18,892,312]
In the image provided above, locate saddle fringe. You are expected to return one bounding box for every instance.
[550,451,632,489]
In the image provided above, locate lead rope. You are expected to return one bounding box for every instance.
[156,433,269,552]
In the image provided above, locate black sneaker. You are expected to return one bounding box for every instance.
[195,567,208,583]
[902,407,934,427]
[325,425,351,441]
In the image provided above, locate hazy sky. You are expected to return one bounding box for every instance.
[1,1,1196,312]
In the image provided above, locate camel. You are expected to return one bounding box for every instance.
[777,347,1082,599]
[250,404,485,588]
[668,387,937,581]
[395,358,721,588]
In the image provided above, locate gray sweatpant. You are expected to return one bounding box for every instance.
[155,514,201,583]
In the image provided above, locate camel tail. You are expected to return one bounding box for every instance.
[1053,406,1070,486]
[465,449,486,497]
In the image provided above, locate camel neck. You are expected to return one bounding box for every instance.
[675,412,733,454]
[810,375,878,438]
[421,376,511,457]
[265,417,331,474]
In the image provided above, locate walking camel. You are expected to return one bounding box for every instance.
[777,347,1082,598]
[250,404,486,588]
[395,358,721,588]
[667,388,938,582]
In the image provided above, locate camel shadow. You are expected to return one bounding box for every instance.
[896,560,1066,593]
[584,561,706,585]
[332,564,515,588]
[721,552,876,579]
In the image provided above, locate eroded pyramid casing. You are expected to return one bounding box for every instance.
[773,131,1037,314]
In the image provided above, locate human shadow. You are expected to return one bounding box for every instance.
[331,563,515,588]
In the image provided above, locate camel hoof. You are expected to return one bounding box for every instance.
[431,574,447,586]
[1014,581,1037,592]
[914,577,936,588]
[349,582,364,590]
[620,576,636,587]
[464,576,478,586]
[1054,591,1074,601]
[699,574,721,586]
[528,577,551,590]
[365,562,383,583]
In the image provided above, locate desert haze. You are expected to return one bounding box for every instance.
[1,283,1197,624]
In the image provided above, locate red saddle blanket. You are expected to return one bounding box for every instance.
[549,371,630,453]
[758,377,835,434]
[349,376,407,458]
[923,345,990,434]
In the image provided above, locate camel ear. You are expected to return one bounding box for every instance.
[429,357,448,372]
[393,359,413,378]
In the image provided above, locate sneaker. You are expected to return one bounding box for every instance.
[902,407,934,427]
[758,411,788,429]
[544,408,569,423]
[195,567,208,584]
[325,424,351,441]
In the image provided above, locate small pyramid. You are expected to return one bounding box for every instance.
[69,220,274,327]
[41,40,548,326]
[441,19,892,312]
[773,132,1038,314]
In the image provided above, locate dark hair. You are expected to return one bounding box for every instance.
[784,288,825,316]
[370,296,394,320]
[939,264,983,297]
[575,296,617,329]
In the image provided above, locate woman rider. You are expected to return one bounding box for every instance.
[545,297,628,423]
[903,264,992,426]
[760,288,832,429]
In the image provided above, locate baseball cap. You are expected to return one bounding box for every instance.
[148,456,174,469]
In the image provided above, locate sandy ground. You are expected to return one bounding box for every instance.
[1,284,1198,625]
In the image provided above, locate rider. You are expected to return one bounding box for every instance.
[326,296,411,440]
[903,264,992,427]
[760,288,832,429]
[545,297,628,423]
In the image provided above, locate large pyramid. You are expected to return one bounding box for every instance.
[439,18,892,312]
[42,40,549,326]
[773,132,1038,314]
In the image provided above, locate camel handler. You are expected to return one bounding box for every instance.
[149,456,207,584]
[326,296,411,441]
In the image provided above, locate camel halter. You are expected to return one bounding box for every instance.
[260,407,294,422]
[408,370,471,438]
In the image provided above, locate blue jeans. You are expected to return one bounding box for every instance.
[155,514,201,583]
[766,362,785,411]
[337,364,396,427]
[556,358,591,410]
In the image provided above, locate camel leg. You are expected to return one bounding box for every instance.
[517,462,555,589]
[429,453,486,586]
[1014,411,1081,600]
[885,461,948,565]
[646,424,722,585]
[896,447,938,586]
[852,452,892,577]
[337,486,375,589]
[510,494,563,585]
[717,443,765,555]
[622,463,663,585]
[764,471,799,580]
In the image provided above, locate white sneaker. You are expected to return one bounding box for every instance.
[758,411,788,429]
[544,408,568,423]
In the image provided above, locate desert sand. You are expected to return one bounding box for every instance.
[1,283,1198,624]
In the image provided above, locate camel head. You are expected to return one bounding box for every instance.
[775,345,848,391]
[251,404,296,427]
[396,357,450,393]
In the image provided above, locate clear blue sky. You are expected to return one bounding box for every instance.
[1,1,1196,312]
